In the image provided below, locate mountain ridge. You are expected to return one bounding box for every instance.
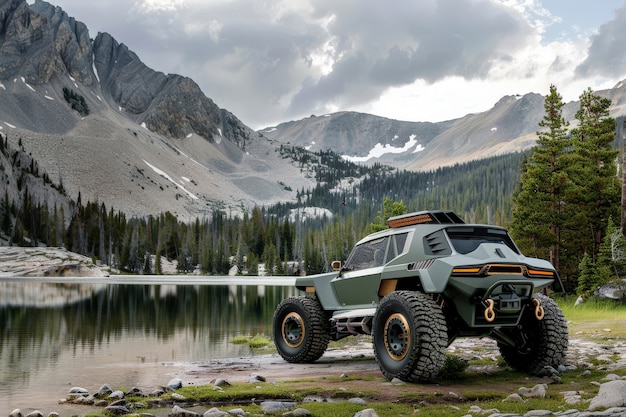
[1,0,626,220]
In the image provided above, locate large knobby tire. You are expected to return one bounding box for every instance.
[273,296,330,363]
[372,291,448,382]
[497,293,569,374]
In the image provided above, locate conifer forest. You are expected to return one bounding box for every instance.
[1,86,624,295]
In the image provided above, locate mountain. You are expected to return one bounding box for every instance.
[0,0,315,218]
[261,85,626,172]
[3,0,626,223]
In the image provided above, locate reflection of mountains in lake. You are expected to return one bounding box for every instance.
[0,282,297,402]
[0,282,108,307]
[0,282,296,345]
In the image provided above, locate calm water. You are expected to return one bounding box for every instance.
[0,276,299,414]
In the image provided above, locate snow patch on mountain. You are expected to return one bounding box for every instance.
[342,134,423,162]
[143,159,198,200]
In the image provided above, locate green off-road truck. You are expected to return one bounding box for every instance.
[273,210,568,382]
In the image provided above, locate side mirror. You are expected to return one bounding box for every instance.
[331,260,342,271]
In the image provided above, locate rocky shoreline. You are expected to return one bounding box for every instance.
[7,336,626,417]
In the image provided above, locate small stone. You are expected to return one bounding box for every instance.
[226,408,247,416]
[109,390,125,400]
[353,409,379,417]
[519,384,547,398]
[96,384,113,398]
[214,378,231,387]
[47,413,59,417]
[523,410,553,416]
[203,408,229,417]
[248,374,265,383]
[94,399,109,407]
[168,378,184,391]
[287,408,312,416]
[349,398,367,405]
[68,387,89,394]
[105,405,131,415]
[171,405,199,417]
[260,401,294,413]
[109,399,127,407]
[502,393,525,402]
[172,393,187,401]
[25,411,43,417]
[150,389,165,397]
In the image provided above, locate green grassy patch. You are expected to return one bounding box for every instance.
[555,295,626,340]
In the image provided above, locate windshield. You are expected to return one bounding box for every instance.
[446,227,519,255]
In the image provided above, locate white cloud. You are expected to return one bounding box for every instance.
[45,0,626,129]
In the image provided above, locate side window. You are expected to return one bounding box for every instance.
[383,232,408,263]
[345,237,389,270]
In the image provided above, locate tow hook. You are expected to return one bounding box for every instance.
[483,299,495,322]
[533,298,545,320]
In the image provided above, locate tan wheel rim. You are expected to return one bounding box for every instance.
[383,312,411,361]
[282,312,305,348]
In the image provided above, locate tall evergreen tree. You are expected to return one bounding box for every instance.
[568,88,620,261]
[511,85,570,269]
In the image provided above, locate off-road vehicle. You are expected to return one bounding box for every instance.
[273,210,568,382]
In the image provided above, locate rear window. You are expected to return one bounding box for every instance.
[446,227,519,255]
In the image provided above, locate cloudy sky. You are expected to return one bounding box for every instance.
[42,0,626,130]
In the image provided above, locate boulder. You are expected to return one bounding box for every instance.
[588,380,626,411]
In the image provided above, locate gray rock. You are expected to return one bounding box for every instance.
[150,389,166,397]
[503,393,525,402]
[25,411,43,417]
[287,409,312,416]
[594,280,626,301]
[109,390,125,400]
[96,384,113,398]
[523,410,553,416]
[168,378,184,391]
[171,393,187,401]
[589,380,626,411]
[105,405,130,415]
[353,409,379,417]
[349,398,367,405]
[68,386,89,394]
[47,413,59,417]
[203,408,229,417]
[214,378,231,387]
[248,374,266,383]
[260,401,294,413]
[519,384,547,398]
[226,408,247,416]
[171,405,199,417]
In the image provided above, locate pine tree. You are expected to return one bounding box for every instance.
[569,88,620,261]
[511,85,570,269]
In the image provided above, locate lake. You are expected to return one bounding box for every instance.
[0,276,299,415]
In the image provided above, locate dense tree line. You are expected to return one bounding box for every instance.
[510,86,621,293]
[4,87,624,296]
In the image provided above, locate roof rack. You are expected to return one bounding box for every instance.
[387,210,465,228]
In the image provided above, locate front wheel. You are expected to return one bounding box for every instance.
[372,291,447,382]
[497,293,569,374]
[273,296,330,363]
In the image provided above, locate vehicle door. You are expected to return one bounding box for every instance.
[331,236,390,307]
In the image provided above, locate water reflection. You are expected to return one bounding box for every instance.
[0,279,298,413]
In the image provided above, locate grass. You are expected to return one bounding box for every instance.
[555,295,626,340]
[92,297,626,417]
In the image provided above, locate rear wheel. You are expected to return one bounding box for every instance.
[497,293,568,374]
[273,296,330,363]
[372,291,447,382]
